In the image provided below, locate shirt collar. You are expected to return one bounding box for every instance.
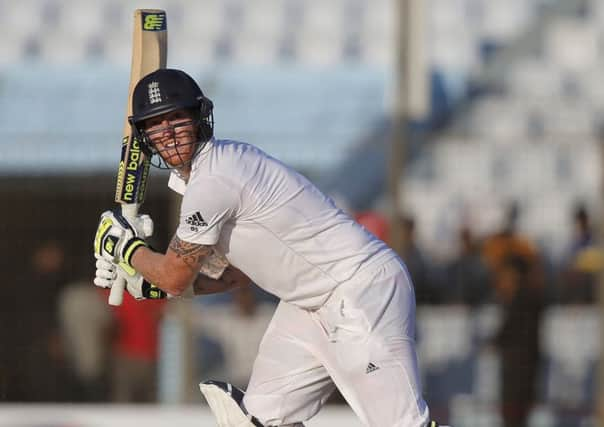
[167,138,214,195]
[167,171,187,195]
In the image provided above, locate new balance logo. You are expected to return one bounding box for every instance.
[185,211,207,231]
[366,362,379,374]
[142,12,166,31]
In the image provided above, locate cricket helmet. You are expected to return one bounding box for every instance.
[130,69,214,163]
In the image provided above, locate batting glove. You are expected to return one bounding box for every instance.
[94,255,167,300]
[93,210,152,273]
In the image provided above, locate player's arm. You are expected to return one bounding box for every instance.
[192,265,251,295]
[130,234,249,296]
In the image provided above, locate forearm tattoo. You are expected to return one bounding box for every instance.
[169,235,213,272]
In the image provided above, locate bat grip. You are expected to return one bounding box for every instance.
[107,204,139,306]
[109,277,126,306]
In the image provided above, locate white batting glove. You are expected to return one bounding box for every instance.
[132,213,154,238]
[94,255,167,300]
[93,210,153,273]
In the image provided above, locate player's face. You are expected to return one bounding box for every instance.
[143,109,199,169]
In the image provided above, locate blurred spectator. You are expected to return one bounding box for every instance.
[58,280,113,401]
[194,285,276,389]
[354,210,389,242]
[2,241,75,401]
[444,226,491,305]
[481,203,544,427]
[398,214,433,304]
[558,204,601,304]
[482,202,540,279]
[111,293,166,402]
[494,255,544,427]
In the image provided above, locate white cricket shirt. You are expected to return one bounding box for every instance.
[169,139,398,309]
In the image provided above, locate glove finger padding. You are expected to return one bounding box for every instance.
[95,267,116,280]
[94,256,116,289]
[94,276,113,289]
[95,257,116,275]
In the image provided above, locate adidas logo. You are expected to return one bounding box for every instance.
[365,362,379,374]
[185,211,207,231]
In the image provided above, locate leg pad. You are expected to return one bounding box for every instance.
[200,380,264,427]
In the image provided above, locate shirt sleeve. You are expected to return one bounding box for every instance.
[176,175,239,245]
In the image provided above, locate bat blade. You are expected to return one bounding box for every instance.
[109,9,167,306]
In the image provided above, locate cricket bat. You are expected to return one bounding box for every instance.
[109,9,168,306]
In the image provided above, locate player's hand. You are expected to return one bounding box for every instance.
[94,255,167,300]
[93,210,151,270]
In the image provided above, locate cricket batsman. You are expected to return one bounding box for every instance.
[94,68,442,427]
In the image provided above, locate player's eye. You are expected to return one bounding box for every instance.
[145,119,194,139]
[146,126,169,138]
[145,119,162,129]
[171,117,192,126]
[145,125,165,135]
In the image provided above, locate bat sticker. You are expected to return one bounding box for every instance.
[115,135,149,204]
[142,12,166,31]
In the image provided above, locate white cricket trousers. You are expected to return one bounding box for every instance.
[243,257,430,427]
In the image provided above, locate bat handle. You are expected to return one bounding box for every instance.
[107,204,139,306]
[109,277,126,306]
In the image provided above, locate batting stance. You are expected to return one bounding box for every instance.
[94,68,441,427]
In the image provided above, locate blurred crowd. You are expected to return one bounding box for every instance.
[0,241,166,403]
[405,201,597,307]
[356,200,599,427]
[0,200,600,427]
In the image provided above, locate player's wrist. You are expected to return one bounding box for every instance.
[122,237,148,269]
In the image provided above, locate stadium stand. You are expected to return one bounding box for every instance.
[1,1,602,425]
